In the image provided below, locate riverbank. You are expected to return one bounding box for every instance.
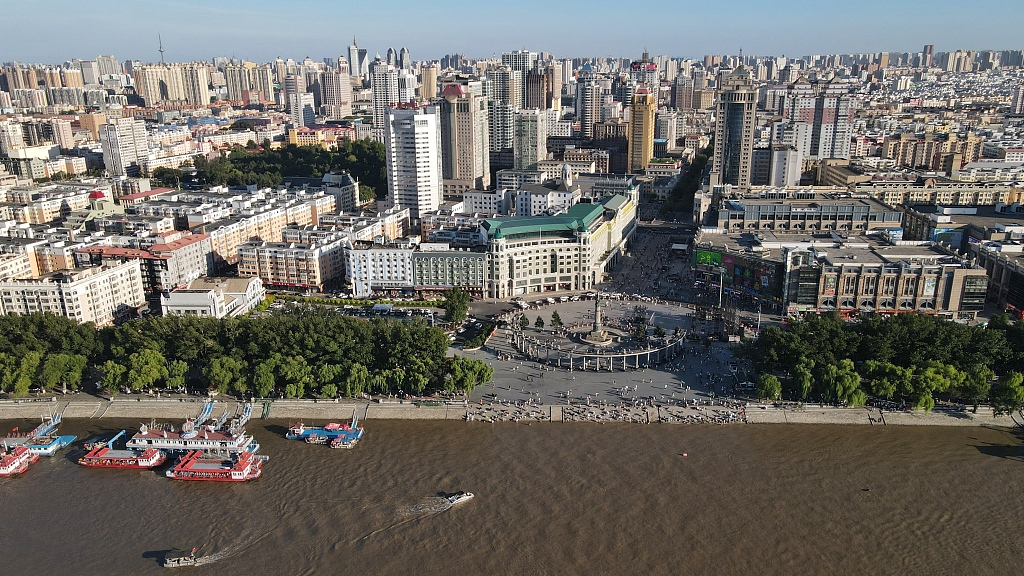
[0,397,1015,427]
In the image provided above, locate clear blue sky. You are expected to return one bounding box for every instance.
[5,0,1023,64]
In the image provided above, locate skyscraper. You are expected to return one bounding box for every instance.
[321,67,353,119]
[289,93,316,127]
[439,84,490,193]
[96,55,121,76]
[575,65,600,139]
[348,38,368,78]
[181,63,211,106]
[399,47,411,71]
[224,65,252,102]
[370,58,399,140]
[420,65,438,100]
[710,66,757,188]
[100,117,148,176]
[627,88,656,173]
[384,105,442,220]
[513,109,547,170]
[782,78,854,159]
[922,44,934,68]
[1011,84,1024,115]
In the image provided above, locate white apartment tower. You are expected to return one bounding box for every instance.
[100,117,148,177]
[321,64,353,119]
[575,65,600,139]
[289,93,316,127]
[514,109,547,170]
[371,58,399,140]
[181,63,211,106]
[384,106,442,221]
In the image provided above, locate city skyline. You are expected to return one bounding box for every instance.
[4,0,1024,64]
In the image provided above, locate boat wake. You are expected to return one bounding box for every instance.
[352,498,452,543]
[193,526,273,566]
[397,497,452,517]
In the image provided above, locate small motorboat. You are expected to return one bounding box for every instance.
[448,491,474,505]
[164,548,199,568]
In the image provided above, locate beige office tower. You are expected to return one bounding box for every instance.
[421,65,438,100]
[225,65,253,102]
[133,65,187,105]
[627,88,656,173]
[439,84,490,193]
[61,68,84,88]
[710,66,757,189]
[181,63,211,106]
[321,69,353,119]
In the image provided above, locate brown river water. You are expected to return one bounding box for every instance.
[2,419,1023,576]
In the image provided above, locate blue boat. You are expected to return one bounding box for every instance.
[286,417,364,449]
[2,413,76,456]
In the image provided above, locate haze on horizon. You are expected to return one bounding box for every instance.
[4,0,1023,64]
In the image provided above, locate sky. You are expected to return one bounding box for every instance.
[4,0,1024,65]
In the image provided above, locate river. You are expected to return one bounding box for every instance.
[2,419,1023,575]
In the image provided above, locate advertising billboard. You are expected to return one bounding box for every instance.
[695,249,722,267]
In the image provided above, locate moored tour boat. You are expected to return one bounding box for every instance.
[79,446,166,469]
[127,402,258,455]
[165,450,265,482]
[0,445,40,477]
[78,429,167,469]
[287,417,364,449]
[2,413,76,457]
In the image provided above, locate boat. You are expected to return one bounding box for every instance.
[163,548,199,568]
[447,491,474,505]
[165,450,266,482]
[0,445,40,477]
[2,413,76,456]
[78,431,167,469]
[128,402,259,455]
[286,416,364,449]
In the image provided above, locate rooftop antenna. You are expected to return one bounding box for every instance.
[158,33,165,65]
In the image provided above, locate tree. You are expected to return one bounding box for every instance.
[230,120,253,131]
[518,313,529,330]
[65,355,88,390]
[320,383,338,398]
[818,359,864,406]
[126,349,169,391]
[958,364,994,412]
[757,374,782,401]
[653,325,666,338]
[204,356,247,394]
[633,322,647,341]
[252,358,277,397]
[443,288,471,324]
[344,363,370,397]
[167,360,189,390]
[13,351,42,397]
[37,354,70,391]
[990,372,1024,416]
[535,316,545,329]
[279,355,312,398]
[550,310,563,329]
[861,360,912,400]
[793,358,814,400]
[100,360,127,395]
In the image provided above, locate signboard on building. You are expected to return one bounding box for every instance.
[695,249,722,267]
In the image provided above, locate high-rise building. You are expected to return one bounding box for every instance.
[96,55,121,76]
[348,37,368,77]
[181,63,211,106]
[922,44,934,68]
[397,69,418,103]
[782,78,854,159]
[544,62,562,110]
[513,109,547,171]
[575,65,600,139]
[487,100,515,152]
[421,65,438,100]
[1012,84,1024,115]
[133,65,187,105]
[251,65,274,101]
[502,50,538,108]
[710,66,757,188]
[627,88,656,173]
[672,76,693,109]
[386,47,398,67]
[371,58,399,140]
[525,70,552,110]
[399,47,411,70]
[384,105,442,221]
[489,66,521,107]
[224,65,252,102]
[321,66,353,119]
[289,93,316,127]
[439,84,490,194]
[100,117,148,176]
